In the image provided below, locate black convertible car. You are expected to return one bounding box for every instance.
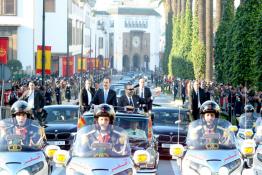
[152,107,191,157]
[44,105,80,150]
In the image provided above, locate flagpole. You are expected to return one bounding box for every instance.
[41,0,46,86]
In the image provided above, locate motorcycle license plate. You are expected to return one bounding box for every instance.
[162,144,171,148]
[47,141,65,145]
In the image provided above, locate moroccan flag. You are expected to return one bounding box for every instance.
[77,116,86,129]
[36,45,52,74]
[62,56,74,76]
[0,37,8,64]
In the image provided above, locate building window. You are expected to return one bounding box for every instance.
[0,0,16,15]
[45,0,55,12]
[99,37,103,49]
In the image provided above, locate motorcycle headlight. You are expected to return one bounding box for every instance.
[17,161,44,175]
[0,167,9,175]
[114,168,133,175]
[223,158,241,173]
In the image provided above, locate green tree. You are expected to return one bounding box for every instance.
[7,59,22,75]
[190,0,205,80]
[227,0,262,89]
[214,0,234,82]
[163,11,173,74]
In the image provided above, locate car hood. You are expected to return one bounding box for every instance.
[153,125,187,135]
[45,123,77,133]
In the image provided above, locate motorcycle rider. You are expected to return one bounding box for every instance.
[81,104,129,156]
[187,100,232,148]
[0,100,45,147]
[238,104,257,129]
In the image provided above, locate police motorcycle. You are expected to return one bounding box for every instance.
[0,100,58,175]
[0,117,51,175]
[252,110,262,174]
[50,104,134,175]
[169,101,245,175]
[235,104,257,168]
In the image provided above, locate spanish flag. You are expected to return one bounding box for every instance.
[77,116,86,129]
[36,45,52,75]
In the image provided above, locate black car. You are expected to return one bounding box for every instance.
[82,111,159,174]
[44,105,80,150]
[152,107,191,157]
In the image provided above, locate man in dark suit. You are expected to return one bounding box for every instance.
[135,77,152,112]
[20,81,45,123]
[189,80,200,120]
[92,77,117,107]
[118,83,141,109]
[79,79,96,112]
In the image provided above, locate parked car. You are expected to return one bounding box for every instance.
[152,107,191,157]
[44,105,80,150]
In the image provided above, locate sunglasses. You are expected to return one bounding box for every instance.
[127,88,134,91]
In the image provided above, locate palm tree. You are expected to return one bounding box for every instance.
[215,0,222,32]
[181,0,186,15]
[198,0,206,45]
[205,0,213,82]
[177,0,181,16]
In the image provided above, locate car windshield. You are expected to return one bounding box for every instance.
[0,118,45,152]
[45,107,79,123]
[72,124,131,158]
[153,110,190,126]
[114,116,148,140]
[186,119,236,150]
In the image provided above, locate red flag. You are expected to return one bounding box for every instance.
[0,37,8,64]
[77,116,86,129]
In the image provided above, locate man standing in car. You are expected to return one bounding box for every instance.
[135,77,152,112]
[92,77,117,107]
[118,83,141,109]
[80,79,96,112]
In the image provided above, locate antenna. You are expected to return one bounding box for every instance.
[244,81,247,140]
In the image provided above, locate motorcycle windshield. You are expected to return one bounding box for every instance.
[0,118,45,152]
[186,118,236,150]
[238,114,257,129]
[72,124,131,158]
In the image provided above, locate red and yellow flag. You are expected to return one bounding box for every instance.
[77,116,86,129]
[77,57,87,72]
[36,45,52,74]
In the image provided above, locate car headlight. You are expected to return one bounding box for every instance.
[199,166,211,175]
[17,161,44,175]
[0,167,9,175]
[169,144,184,158]
[44,145,60,158]
[114,168,133,175]
[133,150,150,165]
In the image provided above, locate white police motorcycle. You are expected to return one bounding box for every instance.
[253,119,262,174]
[51,124,134,175]
[169,118,246,175]
[236,115,257,168]
[0,118,51,175]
